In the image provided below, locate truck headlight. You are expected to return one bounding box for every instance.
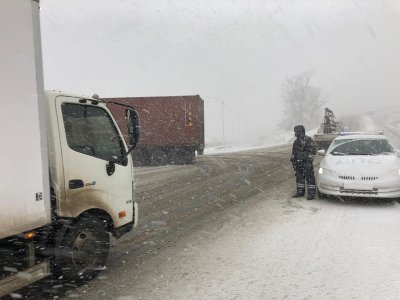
[319,168,323,174]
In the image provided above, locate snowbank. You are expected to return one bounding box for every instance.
[204,127,319,155]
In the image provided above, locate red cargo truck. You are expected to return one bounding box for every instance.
[105,95,205,165]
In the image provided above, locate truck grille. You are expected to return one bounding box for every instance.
[339,175,355,180]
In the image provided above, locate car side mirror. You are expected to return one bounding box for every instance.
[317,149,326,156]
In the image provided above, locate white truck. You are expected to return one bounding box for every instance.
[0,0,140,296]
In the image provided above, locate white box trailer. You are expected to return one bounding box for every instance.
[0,0,50,240]
[0,0,140,296]
[0,0,51,294]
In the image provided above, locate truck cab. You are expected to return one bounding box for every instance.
[45,91,139,279]
[46,91,138,230]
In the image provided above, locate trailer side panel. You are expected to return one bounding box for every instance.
[0,0,50,239]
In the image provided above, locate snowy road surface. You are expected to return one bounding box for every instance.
[69,181,400,300]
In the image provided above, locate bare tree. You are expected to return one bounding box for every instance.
[280,72,325,131]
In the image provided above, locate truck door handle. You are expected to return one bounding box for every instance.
[69,179,84,189]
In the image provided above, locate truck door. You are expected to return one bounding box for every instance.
[56,96,133,228]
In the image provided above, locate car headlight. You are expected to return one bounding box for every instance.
[319,168,336,176]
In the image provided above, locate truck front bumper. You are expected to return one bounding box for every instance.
[113,201,138,239]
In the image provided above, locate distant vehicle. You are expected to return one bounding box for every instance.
[317,132,400,199]
[314,107,345,150]
[105,96,205,165]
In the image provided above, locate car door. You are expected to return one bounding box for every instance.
[56,96,133,228]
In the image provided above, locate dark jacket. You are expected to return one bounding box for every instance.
[291,135,317,168]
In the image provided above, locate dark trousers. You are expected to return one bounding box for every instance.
[295,164,316,197]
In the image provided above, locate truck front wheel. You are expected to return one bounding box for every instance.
[54,215,110,280]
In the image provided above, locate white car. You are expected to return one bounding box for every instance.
[317,133,400,199]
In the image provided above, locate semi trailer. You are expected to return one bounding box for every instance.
[105,96,205,166]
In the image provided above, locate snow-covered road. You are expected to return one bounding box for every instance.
[142,193,400,300]
[76,176,400,300]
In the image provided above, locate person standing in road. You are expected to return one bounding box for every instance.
[290,125,317,200]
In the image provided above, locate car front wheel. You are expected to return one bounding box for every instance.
[317,188,327,199]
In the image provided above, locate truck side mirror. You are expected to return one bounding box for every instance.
[109,107,140,170]
[317,149,326,156]
[127,109,140,149]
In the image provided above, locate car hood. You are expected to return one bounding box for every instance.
[321,154,400,176]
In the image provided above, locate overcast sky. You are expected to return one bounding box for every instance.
[40,0,400,145]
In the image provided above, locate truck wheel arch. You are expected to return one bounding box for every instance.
[78,209,115,233]
[52,209,115,253]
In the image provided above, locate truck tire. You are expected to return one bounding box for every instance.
[148,148,167,165]
[170,148,183,165]
[54,215,110,281]
[182,149,195,164]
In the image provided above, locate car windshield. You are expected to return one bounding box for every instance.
[329,139,394,156]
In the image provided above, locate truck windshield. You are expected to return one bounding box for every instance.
[62,103,126,162]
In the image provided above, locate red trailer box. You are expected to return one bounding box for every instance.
[104,95,204,165]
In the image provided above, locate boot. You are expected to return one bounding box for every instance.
[306,195,315,200]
